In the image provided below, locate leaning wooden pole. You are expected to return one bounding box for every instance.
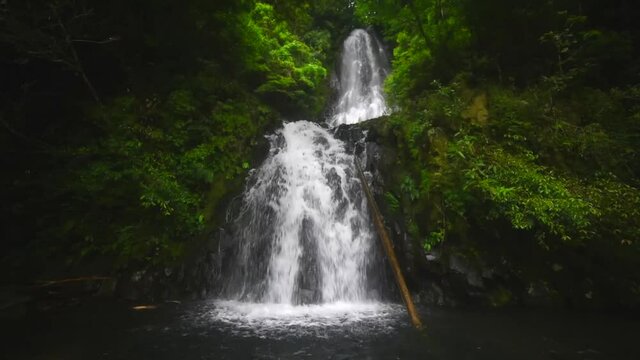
[355,159,423,330]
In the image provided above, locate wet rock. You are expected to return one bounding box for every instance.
[467,272,484,288]
[552,263,563,272]
[132,270,146,282]
[417,283,445,306]
[523,281,558,307]
[297,289,318,305]
[425,252,439,262]
[481,268,495,279]
[176,265,185,283]
[115,237,223,302]
[96,278,117,297]
[449,254,484,288]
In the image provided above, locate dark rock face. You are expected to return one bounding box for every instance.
[295,217,322,304]
[114,228,227,302]
[115,253,220,302]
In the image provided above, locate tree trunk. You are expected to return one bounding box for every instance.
[355,159,423,330]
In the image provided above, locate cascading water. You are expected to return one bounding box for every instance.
[213,29,399,336]
[331,28,390,126]
[222,121,374,304]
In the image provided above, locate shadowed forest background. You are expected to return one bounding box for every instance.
[2,0,640,310]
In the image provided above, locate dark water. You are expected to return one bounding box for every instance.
[3,299,639,360]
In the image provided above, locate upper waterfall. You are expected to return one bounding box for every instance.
[331,29,390,126]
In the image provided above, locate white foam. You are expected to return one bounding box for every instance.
[204,300,404,338]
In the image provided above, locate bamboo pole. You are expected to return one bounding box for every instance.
[355,159,423,330]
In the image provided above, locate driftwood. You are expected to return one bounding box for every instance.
[355,159,423,330]
[35,276,113,287]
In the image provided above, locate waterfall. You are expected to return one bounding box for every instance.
[219,29,390,312]
[222,121,374,304]
[331,29,390,126]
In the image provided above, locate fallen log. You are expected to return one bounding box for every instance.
[355,159,423,330]
[35,276,113,287]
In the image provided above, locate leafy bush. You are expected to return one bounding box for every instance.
[245,2,328,115]
[59,68,277,265]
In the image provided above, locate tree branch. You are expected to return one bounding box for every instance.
[72,36,120,45]
[51,4,103,106]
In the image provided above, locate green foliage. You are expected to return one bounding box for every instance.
[400,176,420,202]
[386,77,640,249]
[1,0,350,272]
[579,175,640,249]
[540,11,635,89]
[357,0,471,99]
[244,2,328,115]
[372,21,640,301]
[303,30,333,64]
[424,228,445,252]
[384,191,400,213]
[361,1,640,284]
[385,31,433,102]
[62,74,276,264]
[3,0,640,307]
[457,141,598,240]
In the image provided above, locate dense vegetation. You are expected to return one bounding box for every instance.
[2,0,639,308]
[357,0,640,308]
[0,0,353,278]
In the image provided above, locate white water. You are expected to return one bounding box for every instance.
[217,29,391,333]
[208,300,404,338]
[230,121,373,304]
[331,29,390,126]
